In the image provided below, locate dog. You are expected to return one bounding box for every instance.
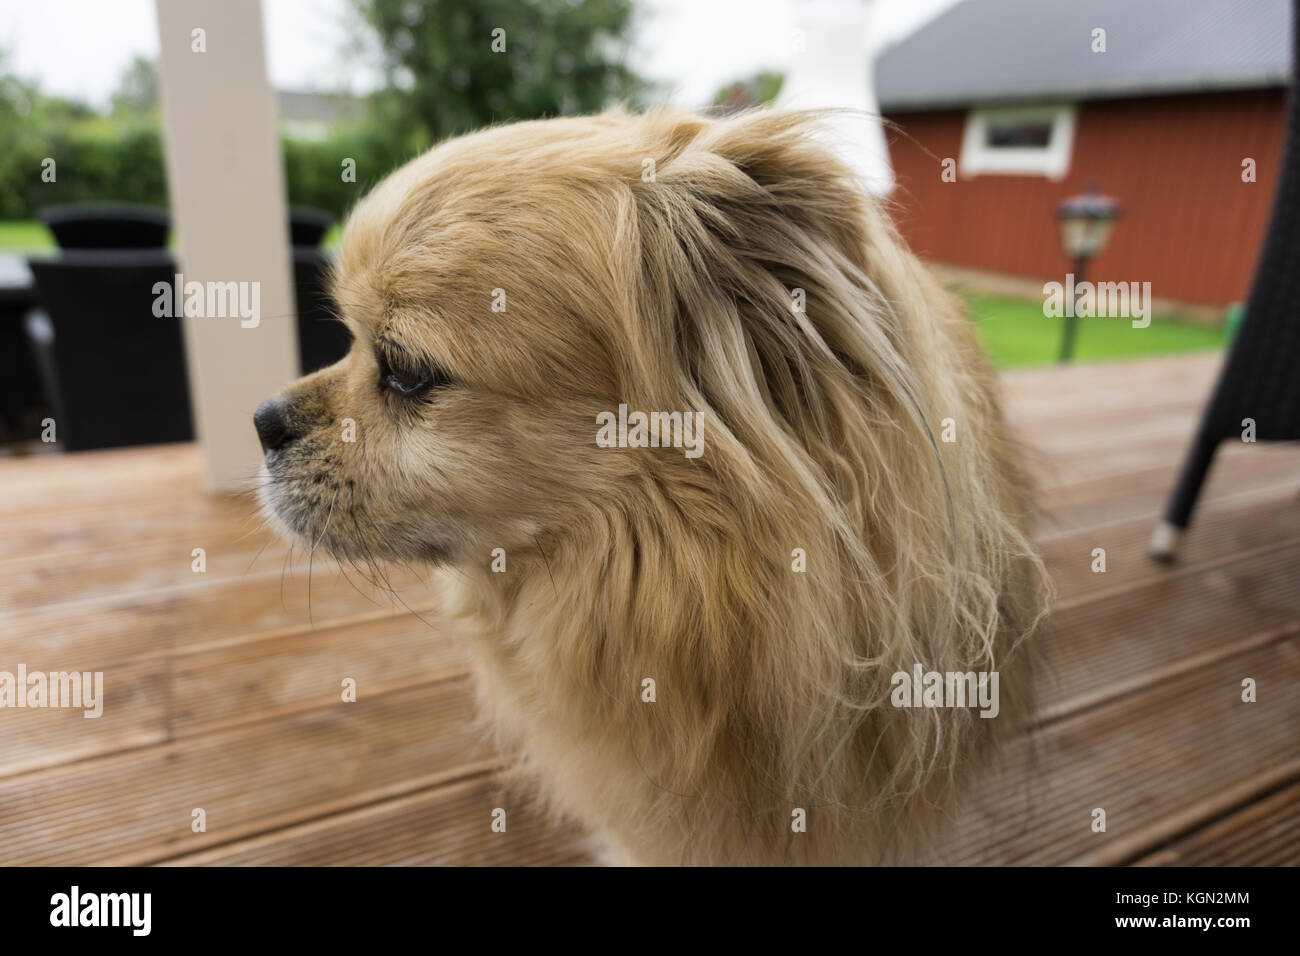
[256,107,1049,865]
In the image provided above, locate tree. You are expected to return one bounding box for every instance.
[110,56,159,117]
[348,0,644,143]
[711,72,784,113]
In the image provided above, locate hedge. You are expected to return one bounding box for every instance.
[0,117,423,221]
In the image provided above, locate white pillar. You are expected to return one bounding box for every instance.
[155,0,298,491]
[776,0,894,196]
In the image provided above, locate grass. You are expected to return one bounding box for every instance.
[0,218,1225,369]
[968,295,1224,368]
[0,220,55,252]
[0,219,342,253]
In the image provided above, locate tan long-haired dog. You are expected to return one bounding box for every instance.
[256,108,1049,866]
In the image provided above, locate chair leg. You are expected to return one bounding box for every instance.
[1149,428,1222,563]
[23,309,66,445]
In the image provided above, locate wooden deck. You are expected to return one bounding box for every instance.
[1,352,1297,866]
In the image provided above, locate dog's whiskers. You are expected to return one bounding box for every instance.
[306,488,339,627]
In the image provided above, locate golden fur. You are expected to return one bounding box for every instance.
[258,107,1050,865]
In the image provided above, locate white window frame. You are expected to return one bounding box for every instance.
[958,104,1077,180]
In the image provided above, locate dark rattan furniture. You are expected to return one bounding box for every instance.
[26,250,193,451]
[294,248,350,374]
[1150,1,1300,560]
[289,207,335,248]
[39,204,171,251]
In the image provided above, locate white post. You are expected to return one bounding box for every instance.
[777,0,894,196]
[154,0,298,492]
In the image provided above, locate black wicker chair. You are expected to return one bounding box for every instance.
[26,207,342,445]
[0,281,47,443]
[1150,0,1300,560]
[41,203,332,250]
[25,250,193,451]
[289,207,335,248]
[39,203,171,250]
[294,248,351,374]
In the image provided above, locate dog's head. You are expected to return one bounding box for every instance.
[256,109,1049,828]
[255,108,1023,600]
[258,108,905,566]
[259,112,642,563]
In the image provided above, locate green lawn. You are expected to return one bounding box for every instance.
[0,219,342,253]
[0,220,55,252]
[0,218,1225,369]
[969,295,1225,368]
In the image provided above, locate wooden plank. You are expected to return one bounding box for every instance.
[1023,407,1201,460]
[1132,779,1300,866]
[0,657,166,779]
[1028,425,1297,494]
[1068,758,1300,867]
[0,610,464,778]
[7,513,1289,850]
[0,493,261,568]
[1029,432,1252,492]
[0,527,286,614]
[0,559,431,671]
[161,775,594,866]
[1006,379,1211,430]
[163,636,1300,867]
[1033,444,1300,539]
[1043,488,1300,606]
[922,638,1300,865]
[0,443,203,512]
[999,354,1221,425]
[1035,544,1300,720]
[168,611,467,735]
[0,679,496,866]
[3,353,1295,868]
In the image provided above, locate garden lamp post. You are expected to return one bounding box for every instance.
[1055,186,1121,362]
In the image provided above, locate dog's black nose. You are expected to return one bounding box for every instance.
[254,397,299,452]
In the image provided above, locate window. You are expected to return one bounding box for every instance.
[959,105,1076,179]
[985,118,1054,148]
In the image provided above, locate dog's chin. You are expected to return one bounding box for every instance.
[255,458,346,554]
[256,458,458,567]
[256,460,297,536]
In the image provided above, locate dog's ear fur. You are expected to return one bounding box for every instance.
[626,111,906,437]
[614,109,1049,834]
[623,110,945,485]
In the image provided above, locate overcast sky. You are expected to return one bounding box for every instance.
[1,0,958,109]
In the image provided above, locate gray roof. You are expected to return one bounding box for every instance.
[277,90,362,124]
[876,0,1293,111]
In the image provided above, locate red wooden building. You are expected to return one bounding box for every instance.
[874,0,1292,307]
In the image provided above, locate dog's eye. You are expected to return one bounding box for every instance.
[386,364,432,395]
[377,349,448,398]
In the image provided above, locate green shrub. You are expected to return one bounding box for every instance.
[0,110,426,222]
